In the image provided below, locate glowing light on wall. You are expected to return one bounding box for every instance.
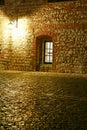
[3,17,29,47]
[11,19,26,39]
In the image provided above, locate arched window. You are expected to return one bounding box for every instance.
[0,0,4,5]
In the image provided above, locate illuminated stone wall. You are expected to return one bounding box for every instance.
[0,0,87,73]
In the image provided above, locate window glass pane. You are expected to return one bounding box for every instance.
[50,42,53,48]
[49,49,52,53]
[45,56,49,63]
[45,42,50,49]
[45,43,48,49]
[49,56,52,62]
[45,49,49,55]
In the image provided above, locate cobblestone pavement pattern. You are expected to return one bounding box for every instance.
[0,71,87,130]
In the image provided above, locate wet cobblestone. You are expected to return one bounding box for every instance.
[0,71,87,130]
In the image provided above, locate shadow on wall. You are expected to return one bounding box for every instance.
[2,0,46,20]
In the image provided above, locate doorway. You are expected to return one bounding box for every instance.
[36,35,53,71]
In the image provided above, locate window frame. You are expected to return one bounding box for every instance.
[44,41,53,64]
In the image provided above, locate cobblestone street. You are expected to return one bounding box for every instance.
[0,71,87,130]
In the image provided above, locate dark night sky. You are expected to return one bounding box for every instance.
[48,0,75,2]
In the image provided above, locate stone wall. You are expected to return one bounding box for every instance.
[0,0,87,73]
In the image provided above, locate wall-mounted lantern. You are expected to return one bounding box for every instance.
[8,18,18,30]
[8,21,13,30]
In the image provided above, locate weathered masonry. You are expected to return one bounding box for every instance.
[0,0,87,73]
